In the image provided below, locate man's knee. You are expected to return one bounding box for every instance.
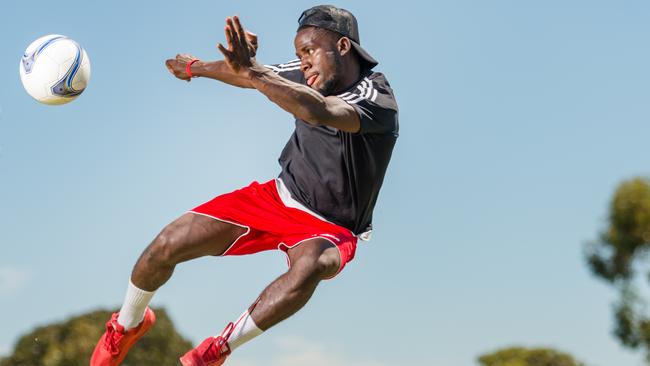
[289,240,341,280]
[143,225,185,267]
[315,248,340,278]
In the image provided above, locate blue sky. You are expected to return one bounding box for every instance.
[1,1,650,365]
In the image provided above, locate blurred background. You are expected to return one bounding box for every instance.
[1,1,650,365]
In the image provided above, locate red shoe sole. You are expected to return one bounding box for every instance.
[179,349,227,366]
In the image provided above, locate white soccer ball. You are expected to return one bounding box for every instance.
[19,34,91,105]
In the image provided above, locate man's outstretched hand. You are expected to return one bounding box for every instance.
[164,18,258,81]
[217,16,258,77]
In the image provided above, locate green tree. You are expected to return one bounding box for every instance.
[477,346,584,366]
[0,307,192,366]
[584,177,650,362]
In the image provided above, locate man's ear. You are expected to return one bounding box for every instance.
[337,37,353,56]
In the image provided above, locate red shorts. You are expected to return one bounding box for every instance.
[189,180,358,278]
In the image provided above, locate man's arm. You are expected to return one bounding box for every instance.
[247,65,360,133]
[196,59,255,89]
[217,16,360,133]
[166,55,254,88]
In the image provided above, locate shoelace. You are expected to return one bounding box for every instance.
[201,322,234,362]
[103,317,125,356]
[198,299,259,364]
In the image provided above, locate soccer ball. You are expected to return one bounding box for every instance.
[19,34,91,105]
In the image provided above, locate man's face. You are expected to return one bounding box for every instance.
[294,27,344,96]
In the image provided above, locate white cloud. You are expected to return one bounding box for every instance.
[0,266,31,296]
[229,336,388,366]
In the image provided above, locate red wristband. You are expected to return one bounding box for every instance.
[186,59,200,78]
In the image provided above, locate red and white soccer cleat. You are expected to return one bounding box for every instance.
[90,307,156,366]
[180,322,234,366]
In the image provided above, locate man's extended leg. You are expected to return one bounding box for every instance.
[116,212,248,329]
[91,212,247,366]
[180,238,340,366]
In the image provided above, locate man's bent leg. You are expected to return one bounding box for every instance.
[92,213,246,366]
[118,212,246,329]
[250,238,340,330]
[180,238,340,366]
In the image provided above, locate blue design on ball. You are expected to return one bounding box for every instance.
[51,40,84,98]
[21,35,66,74]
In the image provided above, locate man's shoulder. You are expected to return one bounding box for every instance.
[367,70,387,81]
[367,72,395,99]
[366,70,391,87]
[337,70,394,105]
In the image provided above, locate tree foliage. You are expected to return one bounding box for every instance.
[0,307,192,366]
[586,178,650,282]
[477,346,584,366]
[584,177,650,361]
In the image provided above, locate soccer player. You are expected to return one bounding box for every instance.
[91,5,398,366]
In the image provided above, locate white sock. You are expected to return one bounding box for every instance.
[116,279,155,330]
[226,310,264,351]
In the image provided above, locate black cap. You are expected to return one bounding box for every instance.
[298,5,378,69]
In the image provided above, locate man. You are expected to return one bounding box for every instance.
[91,5,398,366]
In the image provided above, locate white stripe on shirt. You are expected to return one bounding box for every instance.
[337,77,376,105]
[264,59,302,74]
